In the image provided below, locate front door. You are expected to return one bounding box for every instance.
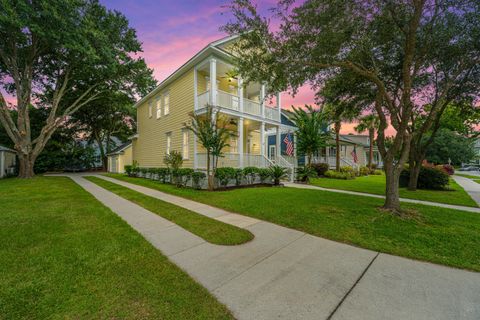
[269,145,276,160]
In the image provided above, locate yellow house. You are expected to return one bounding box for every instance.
[107,142,133,173]
[120,35,297,172]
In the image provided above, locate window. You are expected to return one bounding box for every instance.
[182,130,189,159]
[148,101,153,118]
[230,136,238,153]
[163,93,170,115]
[166,132,171,155]
[329,147,336,157]
[156,97,161,119]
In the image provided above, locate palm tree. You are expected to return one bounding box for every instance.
[355,114,380,169]
[290,105,330,167]
[186,105,232,190]
[324,103,359,171]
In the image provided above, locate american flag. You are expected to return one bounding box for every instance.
[351,145,358,163]
[283,133,294,156]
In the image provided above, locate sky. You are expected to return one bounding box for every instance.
[100,0,362,134]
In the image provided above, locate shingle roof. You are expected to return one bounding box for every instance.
[107,141,132,156]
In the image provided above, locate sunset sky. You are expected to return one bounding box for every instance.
[101,0,363,134]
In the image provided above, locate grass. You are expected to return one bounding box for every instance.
[106,173,480,272]
[0,177,234,319]
[309,174,477,207]
[85,176,253,245]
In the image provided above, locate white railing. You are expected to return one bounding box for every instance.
[311,156,360,169]
[217,90,240,111]
[282,155,298,167]
[197,91,209,109]
[196,153,273,168]
[244,98,261,116]
[265,105,278,121]
[273,155,295,181]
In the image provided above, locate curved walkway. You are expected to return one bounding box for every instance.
[68,174,480,320]
[284,182,480,213]
[452,175,480,207]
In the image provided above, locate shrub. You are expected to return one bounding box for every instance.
[191,171,206,189]
[155,168,170,183]
[324,170,355,180]
[243,166,259,184]
[359,166,370,176]
[215,167,237,188]
[371,169,383,175]
[339,166,354,174]
[399,166,449,190]
[370,163,378,170]
[296,166,318,183]
[234,169,244,186]
[257,168,272,183]
[124,165,132,176]
[174,168,194,187]
[139,167,148,177]
[311,163,329,176]
[131,161,139,176]
[437,164,454,176]
[163,151,183,170]
[269,165,289,185]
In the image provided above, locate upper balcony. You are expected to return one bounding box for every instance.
[194,57,281,122]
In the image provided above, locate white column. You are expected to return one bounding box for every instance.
[193,66,198,110]
[276,92,282,122]
[260,122,265,157]
[209,58,217,106]
[193,134,198,169]
[238,117,244,168]
[260,84,266,118]
[238,77,244,113]
[0,151,4,178]
[276,126,281,159]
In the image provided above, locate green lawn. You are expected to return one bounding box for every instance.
[0,177,234,319]
[86,176,253,245]
[309,174,477,207]
[106,173,480,272]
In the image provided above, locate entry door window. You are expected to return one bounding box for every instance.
[269,145,276,159]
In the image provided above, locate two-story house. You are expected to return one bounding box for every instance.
[108,35,297,173]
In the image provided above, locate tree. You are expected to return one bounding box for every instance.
[222,0,480,214]
[0,0,150,178]
[424,129,475,166]
[407,102,480,190]
[355,114,380,169]
[289,105,329,166]
[186,105,233,190]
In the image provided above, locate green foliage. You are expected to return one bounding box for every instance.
[324,170,355,180]
[191,171,206,189]
[243,166,259,184]
[215,167,237,187]
[400,167,449,190]
[268,165,288,185]
[234,169,244,186]
[425,129,475,165]
[339,166,354,174]
[163,151,183,170]
[371,170,383,175]
[358,166,371,176]
[173,168,195,187]
[296,166,318,183]
[124,165,132,175]
[289,105,329,165]
[257,168,272,183]
[311,163,330,176]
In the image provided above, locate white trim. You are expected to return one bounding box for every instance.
[238,117,244,168]
[194,66,198,110]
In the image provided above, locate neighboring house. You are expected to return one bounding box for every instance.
[113,35,296,173]
[0,145,16,178]
[107,142,133,173]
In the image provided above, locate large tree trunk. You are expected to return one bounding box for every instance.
[408,162,421,191]
[383,161,401,213]
[17,152,36,179]
[206,153,214,191]
[368,128,374,169]
[335,121,341,171]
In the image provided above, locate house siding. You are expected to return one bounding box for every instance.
[134,69,195,168]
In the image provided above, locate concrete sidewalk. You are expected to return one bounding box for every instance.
[453,175,480,207]
[70,174,480,320]
[284,181,480,213]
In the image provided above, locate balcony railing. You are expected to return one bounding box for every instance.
[196,89,279,120]
[196,153,274,169]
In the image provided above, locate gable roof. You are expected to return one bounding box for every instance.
[0,145,16,153]
[133,35,241,109]
[107,141,132,156]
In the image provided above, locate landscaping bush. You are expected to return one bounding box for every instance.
[370,163,378,170]
[124,165,133,176]
[359,166,370,176]
[371,169,383,175]
[399,166,449,190]
[437,164,455,175]
[191,171,206,189]
[269,165,288,185]
[139,167,148,177]
[243,166,259,184]
[174,168,194,187]
[296,166,318,183]
[131,161,139,176]
[257,168,272,183]
[311,163,329,176]
[163,151,183,170]
[234,169,244,186]
[215,167,237,188]
[339,166,354,174]
[324,170,355,180]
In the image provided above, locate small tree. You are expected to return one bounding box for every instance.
[164,151,183,184]
[355,114,380,169]
[290,105,329,167]
[186,105,232,190]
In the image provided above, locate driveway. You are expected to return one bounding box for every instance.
[69,174,480,320]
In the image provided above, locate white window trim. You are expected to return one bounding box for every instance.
[182,130,189,159]
[163,92,170,116]
[156,97,162,119]
[166,132,171,155]
[148,101,153,118]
